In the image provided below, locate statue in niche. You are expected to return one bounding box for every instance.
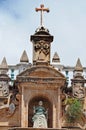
[32,101,48,128]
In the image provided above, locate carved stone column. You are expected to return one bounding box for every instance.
[57,87,61,129]
[53,104,56,128]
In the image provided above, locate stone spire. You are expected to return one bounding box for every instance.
[52,52,60,63]
[31,5,53,65]
[74,58,83,72]
[0,57,10,81]
[20,50,29,63]
[71,58,85,99]
[31,26,53,65]
[0,57,10,99]
[0,57,8,70]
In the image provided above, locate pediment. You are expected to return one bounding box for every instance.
[17,66,65,78]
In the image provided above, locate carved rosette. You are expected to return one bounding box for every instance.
[33,40,50,63]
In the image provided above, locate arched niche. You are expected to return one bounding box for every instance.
[28,96,53,128]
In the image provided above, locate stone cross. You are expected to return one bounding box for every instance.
[35,4,49,26]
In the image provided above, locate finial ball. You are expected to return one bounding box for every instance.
[40,4,44,8]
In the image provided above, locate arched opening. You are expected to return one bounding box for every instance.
[28,96,53,128]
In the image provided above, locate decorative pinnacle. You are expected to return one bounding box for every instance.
[35,4,49,27]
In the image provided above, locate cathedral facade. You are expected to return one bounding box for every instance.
[0,4,86,130]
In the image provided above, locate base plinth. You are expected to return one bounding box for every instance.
[9,128,66,130]
[9,127,82,130]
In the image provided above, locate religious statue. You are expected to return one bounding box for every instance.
[32,101,48,128]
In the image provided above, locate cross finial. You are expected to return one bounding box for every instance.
[35,4,49,27]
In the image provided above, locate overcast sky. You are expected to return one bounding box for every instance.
[0,0,86,67]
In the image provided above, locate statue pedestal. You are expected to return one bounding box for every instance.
[9,127,66,130]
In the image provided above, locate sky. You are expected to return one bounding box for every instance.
[0,0,86,67]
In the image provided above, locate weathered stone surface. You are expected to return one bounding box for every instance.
[8,127,82,130]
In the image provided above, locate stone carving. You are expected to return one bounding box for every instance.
[83,96,86,118]
[0,93,12,109]
[34,40,50,61]
[73,83,85,99]
[2,82,9,97]
[77,123,86,129]
[32,101,48,128]
[9,103,16,114]
[35,40,50,55]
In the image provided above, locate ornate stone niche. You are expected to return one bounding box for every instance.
[16,65,66,129]
[28,96,53,128]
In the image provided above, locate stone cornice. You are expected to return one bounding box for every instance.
[16,77,65,89]
[17,76,65,83]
